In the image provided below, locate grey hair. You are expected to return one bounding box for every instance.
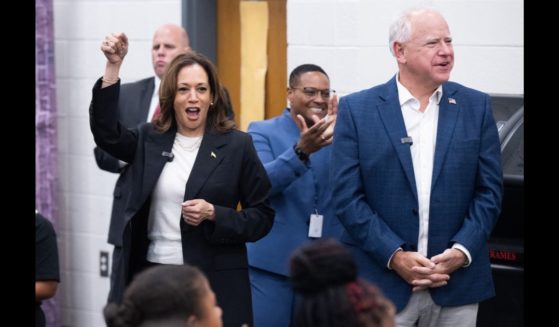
[388,7,442,56]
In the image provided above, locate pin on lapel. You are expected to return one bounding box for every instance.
[401,136,413,145]
[211,151,216,158]
[448,98,456,104]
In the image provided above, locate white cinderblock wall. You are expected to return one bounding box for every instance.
[287,0,523,97]
[53,1,181,326]
[53,0,522,326]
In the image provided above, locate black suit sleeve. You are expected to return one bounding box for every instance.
[93,146,121,173]
[205,133,274,244]
[89,79,138,163]
[92,78,151,173]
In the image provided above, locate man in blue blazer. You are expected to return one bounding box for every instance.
[247,64,344,326]
[331,8,502,327]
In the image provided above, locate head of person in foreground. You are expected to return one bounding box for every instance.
[104,264,222,327]
[290,239,396,327]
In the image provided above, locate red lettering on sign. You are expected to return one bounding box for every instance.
[489,249,517,261]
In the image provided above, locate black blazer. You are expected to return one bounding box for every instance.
[94,77,237,247]
[93,77,154,246]
[89,79,274,327]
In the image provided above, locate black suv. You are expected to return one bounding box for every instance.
[477,95,524,326]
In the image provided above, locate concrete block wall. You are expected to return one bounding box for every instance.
[287,0,523,97]
[52,0,522,325]
[53,1,181,326]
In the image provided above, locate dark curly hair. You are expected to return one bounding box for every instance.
[290,239,395,327]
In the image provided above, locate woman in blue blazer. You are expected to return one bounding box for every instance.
[90,32,274,327]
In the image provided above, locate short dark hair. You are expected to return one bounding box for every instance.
[289,64,329,88]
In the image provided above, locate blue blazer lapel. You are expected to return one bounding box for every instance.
[432,84,460,187]
[377,79,418,199]
[184,131,227,200]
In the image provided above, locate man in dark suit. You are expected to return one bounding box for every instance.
[331,8,502,327]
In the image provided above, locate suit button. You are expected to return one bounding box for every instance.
[412,208,418,215]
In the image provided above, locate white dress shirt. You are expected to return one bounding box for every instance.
[397,78,441,258]
[147,77,161,122]
[394,78,471,266]
[146,134,202,264]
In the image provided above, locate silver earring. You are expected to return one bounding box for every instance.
[210,102,214,106]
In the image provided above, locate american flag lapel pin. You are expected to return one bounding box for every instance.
[211,151,216,158]
[448,98,456,104]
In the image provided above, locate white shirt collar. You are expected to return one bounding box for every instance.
[153,76,161,97]
[396,74,443,109]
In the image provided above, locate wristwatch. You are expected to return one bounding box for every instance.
[293,144,309,162]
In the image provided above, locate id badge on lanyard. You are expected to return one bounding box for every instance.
[308,209,323,238]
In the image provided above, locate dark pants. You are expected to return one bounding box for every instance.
[107,246,123,303]
[107,246,160,304]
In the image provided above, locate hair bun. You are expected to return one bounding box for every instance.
[289,239,357,294]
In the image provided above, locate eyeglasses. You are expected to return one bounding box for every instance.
[291,87,335,99]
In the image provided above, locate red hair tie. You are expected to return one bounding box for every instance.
[345,280,377,312]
